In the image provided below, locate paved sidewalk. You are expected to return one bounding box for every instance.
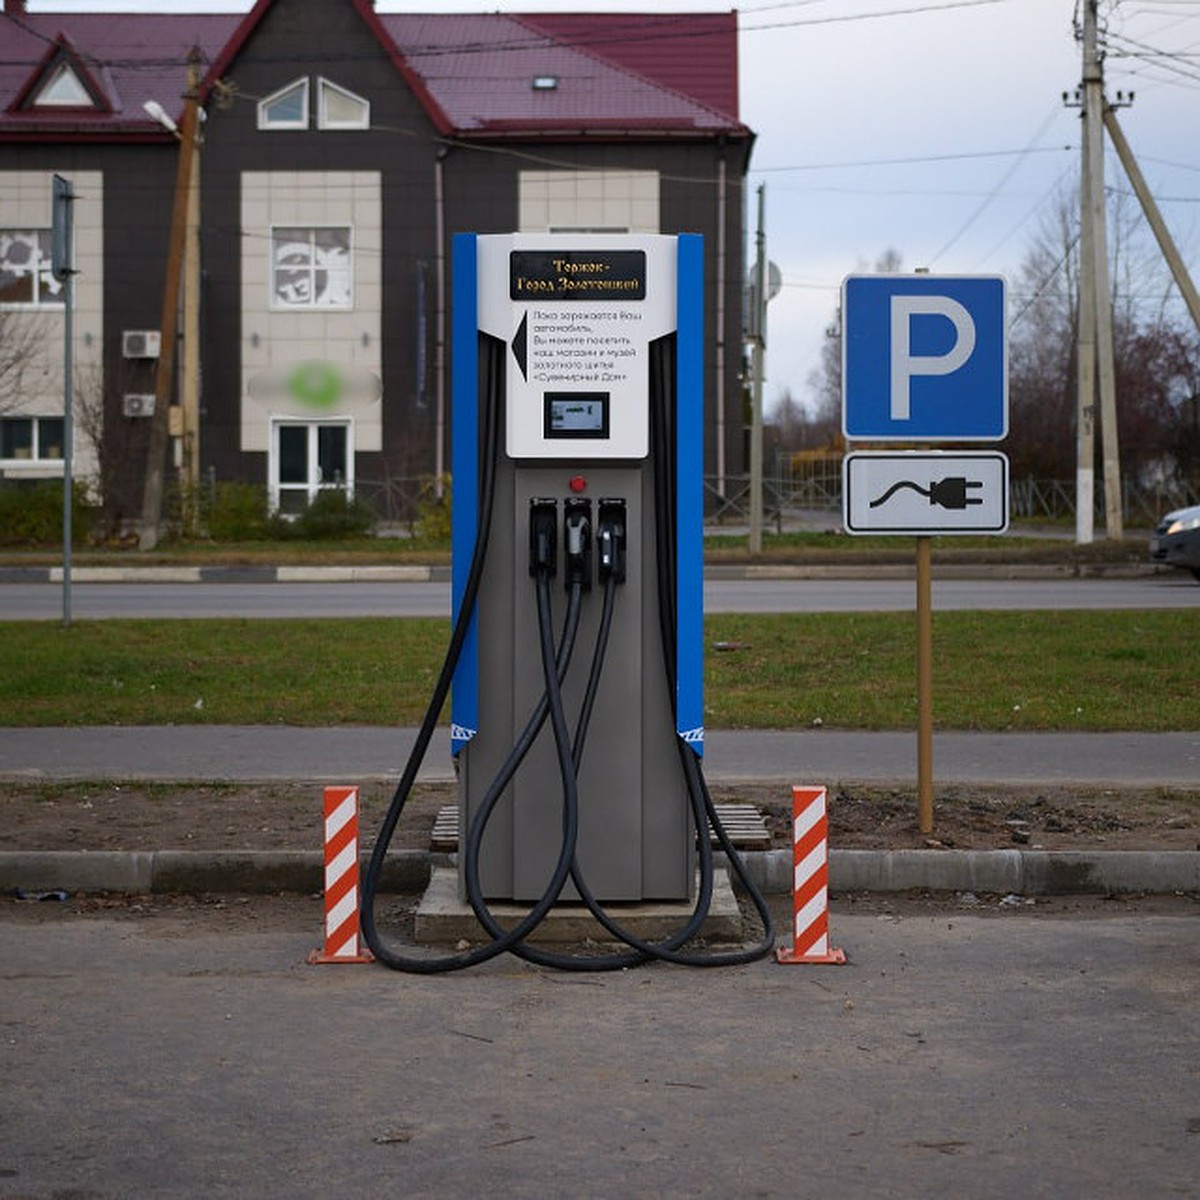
[2,725,1198,786]
[2,726,1198,898]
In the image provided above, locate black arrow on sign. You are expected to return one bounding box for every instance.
[512,313,528,381]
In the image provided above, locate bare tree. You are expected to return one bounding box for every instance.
[804,248,903,428]
[1007,195,1079,480]
[0,309,50,416]
[74,360,150,539]
[766,389,807,454]
[1007,184,1199,497]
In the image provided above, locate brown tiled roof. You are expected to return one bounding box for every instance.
[515,12,740,123]
[0,11,236,135]
[0,1,746,140]
[379,11,744,135]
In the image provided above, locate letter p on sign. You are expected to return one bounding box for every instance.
[889,295,975,421]
[842,274,1007,442]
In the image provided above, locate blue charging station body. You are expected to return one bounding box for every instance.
[449,233,704,902]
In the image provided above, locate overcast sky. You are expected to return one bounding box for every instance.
[29,1,1200,413]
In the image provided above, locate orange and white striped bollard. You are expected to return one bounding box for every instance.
[308,785,374,964]
[776,785,845,965]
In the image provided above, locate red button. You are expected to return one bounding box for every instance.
[568,475,587,493]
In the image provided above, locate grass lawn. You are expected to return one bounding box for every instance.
[0,610,1193,730]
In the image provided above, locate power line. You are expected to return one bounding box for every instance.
[927,103,1064,266]
[1141,152,1200,171]
[1105,29,1200,82]
[2,0,1006,74]
[739,0,1006,32]
[751,145,1072,174]
[971,163,1077,268]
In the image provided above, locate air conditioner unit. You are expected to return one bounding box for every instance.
[122,393,156,418]
[122,330,161,359]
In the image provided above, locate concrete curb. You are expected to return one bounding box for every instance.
[0,562,1159,584]
[22,564,448,584]
[736,848,1200,896]
[4,847,1197,898]
[2,850,451,897]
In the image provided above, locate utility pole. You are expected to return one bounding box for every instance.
[1103,104,1200,337]
[180,108,202,532]
[1074,1,1123,542]
[1075,87,1097,546]
[748,183,766,555]
[139,48,202,551]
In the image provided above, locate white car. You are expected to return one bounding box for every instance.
[1150,503,1200,582]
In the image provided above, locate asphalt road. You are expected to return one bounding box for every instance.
[2,898,1197,1199]
[2,573,1197,620]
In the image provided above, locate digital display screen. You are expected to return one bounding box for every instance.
[545,392,609,439]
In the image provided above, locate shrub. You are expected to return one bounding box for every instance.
[414,476,451,542]
[203,482,270,541]
[0,480,92,547]
[282,489,376,540]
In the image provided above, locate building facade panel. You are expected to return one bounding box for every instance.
[199,0,446,498]
[0,165,103,482]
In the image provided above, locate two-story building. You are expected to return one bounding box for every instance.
[1,0,753,526]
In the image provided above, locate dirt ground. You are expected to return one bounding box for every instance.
[1,778,1197,854]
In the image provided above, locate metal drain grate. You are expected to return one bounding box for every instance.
[431,803,770,852]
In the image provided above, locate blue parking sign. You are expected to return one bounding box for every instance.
[841,274,1007,441]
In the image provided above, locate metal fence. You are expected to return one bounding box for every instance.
[354,474,445,530]
[706,456,1199,527]
[196,463,1196,532]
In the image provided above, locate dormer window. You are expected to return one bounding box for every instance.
[33,63,93,107]
[11,35,110,114]
[318,78,369,130]
[258,77,309,130]
[257,76,370,131]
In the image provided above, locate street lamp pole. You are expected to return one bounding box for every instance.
[748,183,766,556]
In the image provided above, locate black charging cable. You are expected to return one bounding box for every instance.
[364,332,775,970]
[464,539,715,972]
[647,335,775,966]
[361,341,581,973]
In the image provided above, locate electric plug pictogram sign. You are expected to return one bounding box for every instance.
[844,451,1008,535]
[868,476,983,510]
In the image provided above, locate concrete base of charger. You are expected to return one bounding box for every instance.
[413,866,744,946]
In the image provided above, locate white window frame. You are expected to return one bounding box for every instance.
[0,415,65,464]
[269,418,354,514]
[0,229,65,308]
[269,225,353,311]
[257,77,310,130]
[317,77,370,130]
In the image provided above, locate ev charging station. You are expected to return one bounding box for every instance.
[360,232,772,973]
[450,233,704,904]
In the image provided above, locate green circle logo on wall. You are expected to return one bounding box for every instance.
[288,360,344,410]
[247,362,381,410]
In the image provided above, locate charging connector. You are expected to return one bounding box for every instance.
[563,498,592,591]
[529,498,557,577]
[597,498,627,583]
